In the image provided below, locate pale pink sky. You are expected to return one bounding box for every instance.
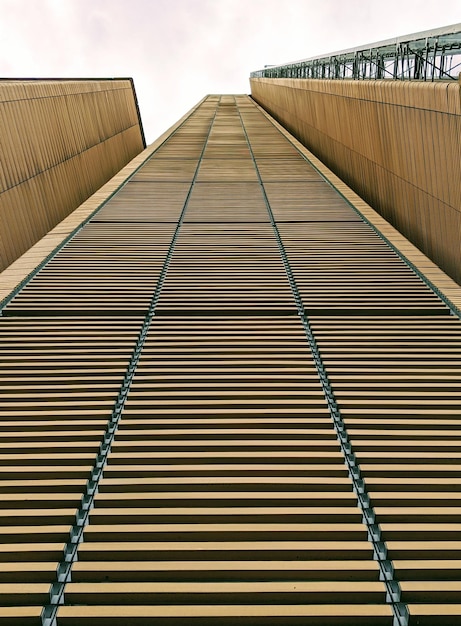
[0,0,460,142]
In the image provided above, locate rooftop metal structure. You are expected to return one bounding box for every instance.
[251,23,461,81]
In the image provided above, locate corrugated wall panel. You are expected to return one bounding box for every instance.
[0,79,144,271]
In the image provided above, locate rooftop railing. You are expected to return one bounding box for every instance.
[251,23,461,81]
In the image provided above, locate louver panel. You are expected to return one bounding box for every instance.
[310,315,461,615]
[131,159,199,182]
[278,222,443,314]
[185,183,269,222]
[93,182,191,222]
[264,182,363,222]
[0,317,142,614]
[156,223,294,312]
[5,224,175,314]
[75,316,383,617]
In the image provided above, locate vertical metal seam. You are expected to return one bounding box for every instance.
[236,98,409,626]
[41,97,221,626]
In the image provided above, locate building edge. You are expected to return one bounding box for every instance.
[127,77,147,148]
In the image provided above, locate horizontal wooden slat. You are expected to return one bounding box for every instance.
[56,604,393,626]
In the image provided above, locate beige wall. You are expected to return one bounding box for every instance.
[0,79,144,271]
[251,77,461,284]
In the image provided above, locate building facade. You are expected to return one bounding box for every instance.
[0,94,461,625]
[250,24,461,285]
[0,78,145,272]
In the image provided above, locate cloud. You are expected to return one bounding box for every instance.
[0,0,460,141]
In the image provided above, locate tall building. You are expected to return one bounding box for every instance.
[0,91,461,626]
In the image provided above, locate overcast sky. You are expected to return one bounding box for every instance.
[0,0,460,143]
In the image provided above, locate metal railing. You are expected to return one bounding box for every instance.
[251,23,461,81]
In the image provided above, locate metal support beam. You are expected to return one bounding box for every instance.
[251,23,461,81]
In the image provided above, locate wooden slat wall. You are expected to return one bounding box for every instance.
[308,315,461,626]
[250,77,461,284]
[1,94,461,625]
[74,315,386,625]
[0,316,143,625]
[0,79,144,271]
[52,96,391,625]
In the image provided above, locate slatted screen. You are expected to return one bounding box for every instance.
[309,315,461,625]
[0,94,459,625]
[0,317,142,626]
